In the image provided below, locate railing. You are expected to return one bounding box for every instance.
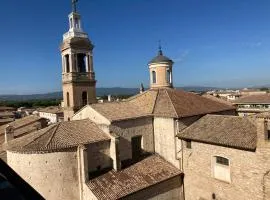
[62,72,95,82]
[237,107,270,112]
[63,31,88,40]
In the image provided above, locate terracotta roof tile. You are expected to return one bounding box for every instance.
[177,115,257,150]
[89,88,235,121]
[38,106,63,114]
[6,119,110,153]
[234,94,270,104]
[87,155,182,200]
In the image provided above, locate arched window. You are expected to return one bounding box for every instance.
[82,91,87,106]
[77,53,86,73]
[65,55,70,73]
[67,92,70,107]
[152,71,156,84]
[166,69,171,83]
[74,18,79,29]
[213,156,230,182]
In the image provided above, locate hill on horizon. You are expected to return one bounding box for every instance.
[0,86,223,101]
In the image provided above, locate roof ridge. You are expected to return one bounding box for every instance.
[165,89,179,118]
[126,90,148,101]
[151,89,160,114]
[23,125,57,148]
[45,123,61,148]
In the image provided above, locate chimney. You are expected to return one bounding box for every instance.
[5,125,14,143]
[110,133,121,171]
[108,95,112,102]
[140,83,145,94]
[256,118,269,147]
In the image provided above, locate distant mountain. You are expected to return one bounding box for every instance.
[0,86,222,101]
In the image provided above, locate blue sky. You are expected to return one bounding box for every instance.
[1,0,270,94]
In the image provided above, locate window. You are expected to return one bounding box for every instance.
[268,130,270,140]
[82,91,87,106]
[166,69,171,83]
[152,71,156,84]
[186,140,191,149]
[213,156,230,182]
[67,92,70,107]
[65,55,70,73]
[74,18,79,29]
[77,53,86,72]
[131,136,142,160]
[216,156,229,166]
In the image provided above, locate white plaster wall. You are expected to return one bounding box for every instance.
[154,117,179,168]
[72,105,110,125]
[39,112,58,124]
[7,150,79,200]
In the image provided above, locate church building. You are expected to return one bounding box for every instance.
[3,1,270,200]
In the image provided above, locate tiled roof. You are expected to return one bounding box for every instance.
[177,115,257,151]
[202,94,234,106]
[6,119,110,153]
[0,107,16,111]
[90,88,235,121]
[0,112,15,118]
[0,115,42,134]
[255,111,270,119]
[87,155,182,200]
[234,94,270,104]
[38,106,63,114]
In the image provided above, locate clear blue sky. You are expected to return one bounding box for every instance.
[1,0,270,94]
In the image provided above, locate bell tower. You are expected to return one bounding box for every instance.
[148,45,174,89]
[61,0,97,121]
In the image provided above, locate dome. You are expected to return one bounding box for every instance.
[149,49,173,64]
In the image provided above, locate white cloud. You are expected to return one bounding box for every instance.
[174,50,190,63]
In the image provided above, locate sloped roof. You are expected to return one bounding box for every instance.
[234,94,270,104]
[87,155,182,200]
[0,115,42,135]
[6,119,110,153]
[90,88,235,121]
[177,115,257,151]
[38,106,63,114]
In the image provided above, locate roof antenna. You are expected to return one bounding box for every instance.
[158,40,163,55]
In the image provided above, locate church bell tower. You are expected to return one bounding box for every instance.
[61,0,97,121]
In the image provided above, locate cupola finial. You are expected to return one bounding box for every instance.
[158,40,163,56]
[72,0,79,13]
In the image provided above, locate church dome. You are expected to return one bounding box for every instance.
[149,49,173,64]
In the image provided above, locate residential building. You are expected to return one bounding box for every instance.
[38,106,64,124]
[177,114,270,200]
[233,94,270,116]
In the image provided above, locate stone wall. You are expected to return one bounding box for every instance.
[86,141,112,172]
[110,117,154,161]
[154,116,200,168]
[122,175,183,200]
[180,141,270,200]
[7,150,80,200]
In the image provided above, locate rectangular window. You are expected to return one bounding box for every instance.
[216,156,229,166]
[186,140,191,149]
[268,130,270,140]
[213,156,230,183]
